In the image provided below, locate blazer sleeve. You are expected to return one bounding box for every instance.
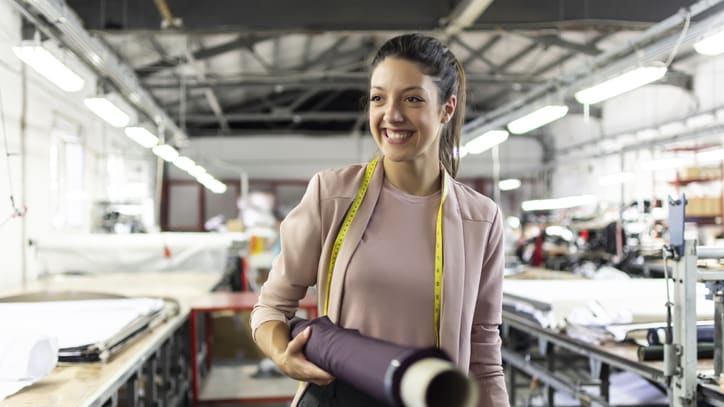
[470,207,510,407]
[250,173,323,341]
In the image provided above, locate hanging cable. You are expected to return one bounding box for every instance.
[0,87,27,227]
[665,12,691,67]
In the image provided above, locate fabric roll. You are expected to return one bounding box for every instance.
[290,317,474,407]
[646,325,714,346]
[637,343,714,361]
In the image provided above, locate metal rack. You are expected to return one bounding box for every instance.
[665,197,724,407]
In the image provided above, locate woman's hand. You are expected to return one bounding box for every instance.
[256,320,334,386]
[274,327,334,386]
[273,326,334,385]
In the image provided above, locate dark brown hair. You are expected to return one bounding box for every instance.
[370,33,466,178]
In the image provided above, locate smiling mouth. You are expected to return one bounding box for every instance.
[384,129,414,141]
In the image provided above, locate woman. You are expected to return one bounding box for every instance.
[251,33,509,406]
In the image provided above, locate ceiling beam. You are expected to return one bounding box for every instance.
[453,34,501,70]
[184,39,229,131]
[142,72,544,89]
[186,111,362,123]
[533,34,601,56]
[136,34,274,77]
[440,0,495,34]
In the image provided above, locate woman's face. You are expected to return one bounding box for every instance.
[369,57,456,167]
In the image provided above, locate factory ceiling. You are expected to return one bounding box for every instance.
[55,0,700,138]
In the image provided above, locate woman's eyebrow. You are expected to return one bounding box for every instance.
[370,85,426,92]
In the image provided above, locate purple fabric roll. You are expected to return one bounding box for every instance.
[290,316,450,406]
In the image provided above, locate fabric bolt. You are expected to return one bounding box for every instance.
[251,159,508,406]
[340,179,439,347]
[290,316,452,405]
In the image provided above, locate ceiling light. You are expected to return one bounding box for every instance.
[205,180,227,194]
[84,97,131,127]
[636,128,658,140]
[465,130,509,154]
[151,144,179,162]
[124,127,159,148]
[522,195,597,211]
[507,105,568,135]
[697,148,724,163]
[694,29,724,56]
[12,42,84,92]
[640,157,688,171]
[454,146,469,158]
[599,172,635,185]
[172,156,196,172]
[498,178,521,191]
[686,113,715,129]
[574,65,667,105]
[187,165,207,178]
[658,121,686,136]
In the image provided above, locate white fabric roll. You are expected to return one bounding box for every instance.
[0,333,58,401]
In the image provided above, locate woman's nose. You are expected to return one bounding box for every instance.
[384,102,404,123]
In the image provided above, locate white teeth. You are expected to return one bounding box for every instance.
[386,130,412,140]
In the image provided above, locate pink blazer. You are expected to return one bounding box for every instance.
[251,160,509,406]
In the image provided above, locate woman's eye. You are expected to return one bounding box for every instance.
[406,96,423,103]
[370,95,382,102]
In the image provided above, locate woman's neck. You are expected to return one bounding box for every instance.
[382,158,441,196]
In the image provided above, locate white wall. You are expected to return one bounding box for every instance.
[0,3,156,287]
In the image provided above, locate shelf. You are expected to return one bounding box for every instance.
[670,177,722,186]
[685,216,722,225]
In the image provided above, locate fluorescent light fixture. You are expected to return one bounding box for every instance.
[686,113,715,129]
[599,139,622,152]
[12,42,84,92]
[454,146,469,158]
[84,97,131,127]
[506,216,521,229]
[717,108,724,122]
[617,133,636,146]
[507,105,568,135]
[640,157,687,171]
[151,144,179,162]
[465,130,509,153]
[498,178,521,191]
[196,172,215,184]
[124,127,159,148]
[659,121,686,136]
[694,29,724,56]
[636,128,658,141]
[599,171,635,185]
[574,65,667,105]
[205,180,227,194]
[697,148,724,163]
[545,225,574,241]
[187,165,207,178]
[172,156,196,171]
[522,195,597,211]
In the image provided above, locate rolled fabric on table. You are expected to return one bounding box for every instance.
[289,316,477,407]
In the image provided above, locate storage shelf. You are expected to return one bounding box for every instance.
[670,177,721,186]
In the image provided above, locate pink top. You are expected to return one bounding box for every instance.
[340,179,441,347]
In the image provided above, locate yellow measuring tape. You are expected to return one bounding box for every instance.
[323,157,448,347]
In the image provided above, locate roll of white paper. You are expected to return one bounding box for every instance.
[0,333,59,401]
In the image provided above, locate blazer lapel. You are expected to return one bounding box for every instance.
[326,160,385,323]
[440,172,465,364]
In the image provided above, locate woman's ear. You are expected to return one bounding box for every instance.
[441,95,457,123]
